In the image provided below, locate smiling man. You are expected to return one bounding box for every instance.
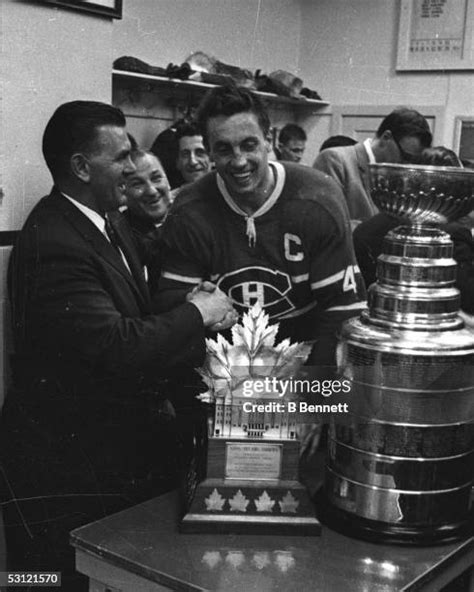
[124,149,171,291]
[126,149,171,224]
[2,100,236,590]
[157,85,367,368]
[313,108,432,226]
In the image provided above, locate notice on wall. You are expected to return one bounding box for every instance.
[409,0,467,56]
[397,0,473,70]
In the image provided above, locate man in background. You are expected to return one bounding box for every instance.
[175,120,212,188]
[275,123,307,163]
[1,100,235,590]
[151,120,212,196]
[319,134,357,152]
[313,108,432,226]
[124,148,170,291]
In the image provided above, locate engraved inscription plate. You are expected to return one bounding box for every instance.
[225,443,282,480]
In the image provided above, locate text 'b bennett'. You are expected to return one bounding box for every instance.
[242,401,349,413]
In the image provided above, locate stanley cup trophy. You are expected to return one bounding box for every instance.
[181,304,321,535]
[321,163,474,544]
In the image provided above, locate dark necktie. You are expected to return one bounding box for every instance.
[105,214,134,276]
[105,214,121,253]
[105,213,151,306]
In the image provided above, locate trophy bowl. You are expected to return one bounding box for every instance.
[369,163,474,224]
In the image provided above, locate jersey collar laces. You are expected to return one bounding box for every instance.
[216,162,285,248]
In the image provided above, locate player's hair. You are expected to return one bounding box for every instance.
[42,100,126,180]
[279,124,307,145]
[376,108,432,148]
[196,84,271,141]
[420,146,462,167]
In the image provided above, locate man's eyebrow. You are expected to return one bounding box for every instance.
[117,148,131,159]
[212,140,230,149]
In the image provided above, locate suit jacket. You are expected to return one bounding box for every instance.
[313,143,378,222]
[2,188,205,507]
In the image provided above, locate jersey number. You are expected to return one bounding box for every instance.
[342,265,357,293]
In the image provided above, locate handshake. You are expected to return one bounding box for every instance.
[187,281,239,331]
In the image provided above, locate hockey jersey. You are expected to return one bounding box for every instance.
[157,162,366,364]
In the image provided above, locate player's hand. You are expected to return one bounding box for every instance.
[187,284,237,328]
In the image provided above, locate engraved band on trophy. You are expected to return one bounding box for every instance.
[320,163,474,544]
[181,304,321,535]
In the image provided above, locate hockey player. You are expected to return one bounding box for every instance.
[155,85,366,369]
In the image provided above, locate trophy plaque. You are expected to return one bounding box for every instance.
[181,304,321,535]
[320,163,474,544]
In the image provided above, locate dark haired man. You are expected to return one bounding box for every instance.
[2,100,236,589]
[276,123,307,163]
[150,120,211,193]
[175,120,211,186]
[313,108,432,226]
[157,85,366,370]
[319,134,357,152]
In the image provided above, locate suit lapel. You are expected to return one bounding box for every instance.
[107,211,151,308]
[50,191,151,311]
[355,143,371,196]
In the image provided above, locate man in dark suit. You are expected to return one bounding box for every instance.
[1,101,236,590]
[313,108,432,226]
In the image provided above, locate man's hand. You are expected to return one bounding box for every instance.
[187,282,238,329]
[208,309,240,332]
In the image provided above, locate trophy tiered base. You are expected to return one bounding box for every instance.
[321,163,474,545]
[323,225,474,545]
[181,437,321,535]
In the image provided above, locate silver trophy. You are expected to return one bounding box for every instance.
[321,163,474,544]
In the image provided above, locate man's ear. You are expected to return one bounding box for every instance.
[70,153,90,182]
[265,134,273,153]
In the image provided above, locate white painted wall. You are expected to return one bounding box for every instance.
[0,0,115,408]
[298,0,474,148]
[112,0,307,152]
[113,0,302,77]
[1,0,114,232]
